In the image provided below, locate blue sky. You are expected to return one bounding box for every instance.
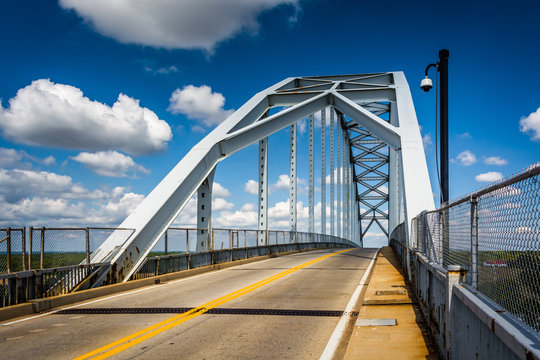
[0,0,539,247]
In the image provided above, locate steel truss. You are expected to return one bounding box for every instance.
[92,72,434,282]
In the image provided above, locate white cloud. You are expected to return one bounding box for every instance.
[213,208,258,228]
[241,203,256,211]
[456,150,476,166]
[520,107,540,141]
[212,198,234,211]
[271,174,291,192]
[71,151,150,178]
[168,85,234,127]
[0,79,172,156]
[244,179,258,195]
[59,0,299,51]
[422,133,433,151]
[459,132,472,138]
[475,171,503,183]
[0,147,56,168]
[213,182,231,197]
[484,156,508,166]
[144,65,178,75]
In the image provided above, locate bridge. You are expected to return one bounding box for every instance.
[0,72,539,359]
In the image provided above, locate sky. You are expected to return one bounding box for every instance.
[0,0,539,248]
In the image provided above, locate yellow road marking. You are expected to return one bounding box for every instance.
[74,248,353,360]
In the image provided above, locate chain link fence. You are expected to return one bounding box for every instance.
[411,163,540,333]
[0,227,135,274]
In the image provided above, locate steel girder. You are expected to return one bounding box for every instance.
[91,72,434,282]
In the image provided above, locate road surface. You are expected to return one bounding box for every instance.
[0,248,375,359]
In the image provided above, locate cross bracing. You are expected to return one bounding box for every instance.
[89,72,435,283]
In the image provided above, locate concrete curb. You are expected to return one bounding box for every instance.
[0,247,326,323]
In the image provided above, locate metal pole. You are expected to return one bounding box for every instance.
[6,228,11,273]
[164,229,168,255]
[40,227,45,269]
[439,49,449,204]
[470,198,479,289]
[85,227,90,265]
[22,227,26,271]
[28,227,33,270]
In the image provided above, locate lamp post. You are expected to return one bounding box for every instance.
[421,49,449,204]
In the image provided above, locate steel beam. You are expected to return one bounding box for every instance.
[289,123,297,238]
[197,168,215,252]
[258,137,268,246]
[321,109,326,234]
[309,114,314,234]
[337,119,342,238]
[330,107,335,236]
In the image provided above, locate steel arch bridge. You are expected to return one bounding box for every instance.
[91,72,435,282]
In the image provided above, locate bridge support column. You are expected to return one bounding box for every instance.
[330,107,335,236]
[289,122,297,242]
[321,108,326,234]
[308,114,314,235]
[258,137,268,246]
[197,168,215,252]
[337,121,342,238]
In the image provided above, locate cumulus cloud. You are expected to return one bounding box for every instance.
[456,150,476,166]
[244,179,258,194]
[0,79,172,156]
[475,171,503,183]
[213,182,231,197]
[59,0,299,51]
[459,132,472,138]
[71,151,150,178]
[484,156,508,166]
[168,85,234,127]
[519,107,540,141]
[0,147,56,168]
[0,168,145,227]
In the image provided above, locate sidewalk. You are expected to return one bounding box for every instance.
[344,247,439,360]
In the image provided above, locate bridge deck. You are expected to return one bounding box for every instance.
[0,248,376,359]
[344,247,438,359]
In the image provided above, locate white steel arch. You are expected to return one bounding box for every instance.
[91,72,434,282]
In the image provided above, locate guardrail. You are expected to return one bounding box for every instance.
[391,163,540,359]
[0,262,108,307]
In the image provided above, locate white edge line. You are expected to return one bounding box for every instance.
[0,248,331,327]
[319,248,380,360]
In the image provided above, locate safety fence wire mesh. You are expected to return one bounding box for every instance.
[412,163,540,334]
[0,228,25,274]
[444,202,471,274]
[477,172,540,332]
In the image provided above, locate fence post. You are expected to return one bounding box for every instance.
[40,227,45,269]
[28,227,33,270]
[470,198,479,289]
[85,227,90,265]
[22,227,27,271]
[164,230,168,255]
[6,227,11,273]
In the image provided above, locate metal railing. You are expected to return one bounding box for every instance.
[0,262,109,307]
[0,227,135,274]
[409,163,540,333]
[134,228,357,279]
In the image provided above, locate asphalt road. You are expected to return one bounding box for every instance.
[0,248,376,360]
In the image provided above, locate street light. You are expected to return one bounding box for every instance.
[422,49,449,204]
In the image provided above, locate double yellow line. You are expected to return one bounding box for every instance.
[75,248,353,360]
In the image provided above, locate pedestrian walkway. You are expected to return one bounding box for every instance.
[344,247,439,359]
